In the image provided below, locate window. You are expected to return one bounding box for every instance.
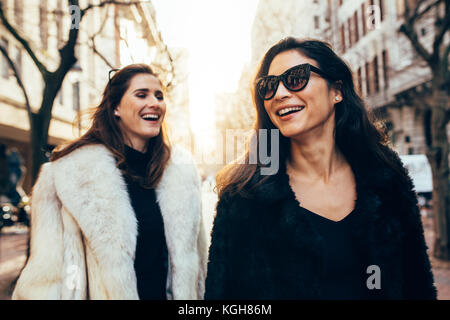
[408,147,414,155]
[397,0,405,17]
[75,43,80,60]
[348,18,353,48]
[382,50,389,88]
[380,0,385,21]
[373,55,379,93]
[56,0,63,48]
[365,62,371,95]
[58,86,64,105]
[405,135,410,143]
[0,0,7,15]
[39,0,48,50]
[340,25,346,53]
[73,82,80,111]
[354,11,359,43]
[361,3,367,36]
[0,38,9,79]
[357,67,362,95]
[14,0,23,27]
[314,16,320,30]
[14,45,21,78]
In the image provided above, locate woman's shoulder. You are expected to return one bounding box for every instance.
[52,143,115,166]
[50,144,119,182]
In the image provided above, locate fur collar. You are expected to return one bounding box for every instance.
[244,152,415,298]
[50,144,203,299]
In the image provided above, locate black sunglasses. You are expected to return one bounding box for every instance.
[256,63,333,100]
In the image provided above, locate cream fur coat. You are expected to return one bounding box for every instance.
[12,144,207,300]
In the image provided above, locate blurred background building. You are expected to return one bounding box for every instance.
[328,0,449,156]
[0,0,191,193]
[214,0,450,164]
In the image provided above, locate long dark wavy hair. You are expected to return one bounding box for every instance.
[216,37,406,199]
[51,64,171,188]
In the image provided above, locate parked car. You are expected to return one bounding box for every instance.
[0,202,18,232]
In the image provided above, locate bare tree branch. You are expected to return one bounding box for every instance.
[0,2,49,77]
[80,0,150,17]
[399,1,434,64]
[410,0,441,21]
[433,0,450,55]
[89,42,115,69]
[88,10,115,69]
[0,44,32,119]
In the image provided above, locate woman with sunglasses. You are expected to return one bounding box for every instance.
[13,64,206,300]
[205,38,436,299]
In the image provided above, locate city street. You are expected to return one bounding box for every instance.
[0,226,28,300]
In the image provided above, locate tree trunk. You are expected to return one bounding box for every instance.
[29,77,59,184]
[30,113,49,184]
[427,88,450,260]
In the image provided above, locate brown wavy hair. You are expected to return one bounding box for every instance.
[216,37,406,199]
[50,64,171,188]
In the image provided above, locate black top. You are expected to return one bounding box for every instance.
[124,145,168,300]
[302,207,371,300]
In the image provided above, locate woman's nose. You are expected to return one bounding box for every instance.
[274,81,291,100]
[147,95,161,106]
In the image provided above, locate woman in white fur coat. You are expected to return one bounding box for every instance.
[13,64,207,300]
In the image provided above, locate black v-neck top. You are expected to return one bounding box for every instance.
[124,145,168,300]
[301,207,371,300]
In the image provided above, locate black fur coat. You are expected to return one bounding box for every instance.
[205,152,437,300]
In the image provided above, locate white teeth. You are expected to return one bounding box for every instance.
[278,106,304,116]
[141,114,159,120]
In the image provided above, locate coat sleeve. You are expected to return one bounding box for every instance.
[12,163,65,300]
[204,197,233,299]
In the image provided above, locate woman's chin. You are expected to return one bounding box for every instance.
[140,128,161,140]
[279,125,306,139]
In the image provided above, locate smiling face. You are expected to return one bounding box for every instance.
[115,73,166,152]
[263,50,342,140]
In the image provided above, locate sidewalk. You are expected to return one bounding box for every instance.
[422,215,450,299]
[0,226,28,300]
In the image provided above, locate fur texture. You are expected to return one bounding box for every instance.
[205,150,437,300]
[13,144,206,300]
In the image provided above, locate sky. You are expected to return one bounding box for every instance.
[152,0,259,139]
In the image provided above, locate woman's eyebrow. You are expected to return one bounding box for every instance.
[133,88,150,93]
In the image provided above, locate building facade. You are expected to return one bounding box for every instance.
[0,0,178,192]
[215,0,448,160]
[328,0,449,155]
[215,0,333,135]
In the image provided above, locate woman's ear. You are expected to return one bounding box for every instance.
[333,80,343,102]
